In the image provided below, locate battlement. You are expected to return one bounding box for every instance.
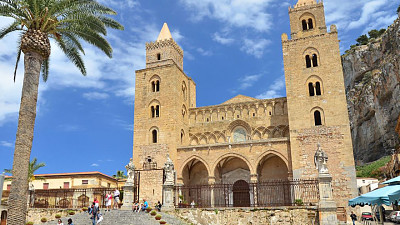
[146,38,183,56]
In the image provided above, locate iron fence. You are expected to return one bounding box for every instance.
[175,179,319,208]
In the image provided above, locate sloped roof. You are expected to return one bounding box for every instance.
[221,95,258,105]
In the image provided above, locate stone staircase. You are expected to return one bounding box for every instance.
[38,210,188,225]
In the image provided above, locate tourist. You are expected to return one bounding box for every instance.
[155,201,162,212]
[133,201,140,212]
[97,210,103,224]
[67,218,73,225]
[94,197,99,208]
[350,211,357,225]
[57,219,64,225]
[91,202,99,225]
[141,198,149,211]
[190,200,195,208]
[113,188,120,209]
[105,192,112,211]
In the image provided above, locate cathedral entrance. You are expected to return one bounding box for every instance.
[232,180,250,207]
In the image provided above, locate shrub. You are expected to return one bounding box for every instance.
[295,199,304,206]
[146,207,152,213]
[82,207,88,211]
[160,220,167,224]
[397,5,400,13]
[41,218,47,223]
[356,156,391,178]
[68,210,75,215]
[55,214,61,219]
[150,210,157,216]
[155,214,162,220]
[26,222,34,225]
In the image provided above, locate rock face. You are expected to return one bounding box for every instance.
[343,17,400,164]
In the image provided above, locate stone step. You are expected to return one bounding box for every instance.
[37,209,188,225]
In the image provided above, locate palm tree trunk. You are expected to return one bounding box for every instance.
[7,51,43,225]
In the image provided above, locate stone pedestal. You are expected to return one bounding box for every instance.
[162,184,175,211]
[318,174,338,225]
[121,183,135,210]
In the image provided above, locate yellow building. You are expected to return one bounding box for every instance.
[132,0,357,217]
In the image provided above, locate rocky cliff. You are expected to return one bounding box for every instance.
[342,17,400,164]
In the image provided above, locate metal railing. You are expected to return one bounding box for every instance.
[175,179,319,208]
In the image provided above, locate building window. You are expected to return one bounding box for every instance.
[312,54,318,67]
[157,53,161,60]
[233,127,247,142]
[152,130,158,143]
[181,130,184,144]
[182,82,187,100]
[221,116,224,120]
[308,83,315,96]
[151,80,160,92]
[64,182,70,189]
[305,55,311,68]
[252,113,255,117]
[269,111,272,116]
[82,180,88,185]
[43,183,49,189]
[107,183,111,188]
[302,20,307,30]
[151,105,160,118]
[314,110,322,126]
[7,184,11,190]
[237,115,239,118]
[315,82,322,95]
[308,18,314,29]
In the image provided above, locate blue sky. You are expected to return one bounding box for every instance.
[0,0,398,177]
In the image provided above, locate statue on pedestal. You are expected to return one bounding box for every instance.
[314,143,329,174]
[125,158,135,185]
[164,154,175,185]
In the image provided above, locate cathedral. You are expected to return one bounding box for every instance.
[132,0,357,213]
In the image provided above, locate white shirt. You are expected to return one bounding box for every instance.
[114,190,120,196]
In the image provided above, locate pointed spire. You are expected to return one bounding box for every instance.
[157,23,173,41]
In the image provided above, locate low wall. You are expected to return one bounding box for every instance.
[171,207,318,225]
[27,208,81,224]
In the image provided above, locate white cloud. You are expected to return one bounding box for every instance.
[0,141,13,148]
[83,92,110,100]
[240,38,271,58]
[91,163,99,167]
[171,30,184,43]
[213,32,235,45]
[58,124,80,132]
[238,74,262,90]
[196,48,212,56]
[256,76,286,99]
[179,0,275,32]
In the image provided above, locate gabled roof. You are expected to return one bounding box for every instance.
[221,95,258,105]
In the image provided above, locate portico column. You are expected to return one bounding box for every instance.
[208,176,216,207]
[250,174,258,207]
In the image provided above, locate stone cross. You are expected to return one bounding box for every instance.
[125,158,135,185]
[164,154,175,185]
[314,143,328,174]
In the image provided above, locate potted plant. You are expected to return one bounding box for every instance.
[294,199,304,206]
[159,220,167,224]
[150,210,157,216]
[146,207,152,213]
[55,214,61,219]
[41,218,47,223]
[68,210,75,215]
[155,214,162,220]
[82,207,88,212]
[26,222,34,225]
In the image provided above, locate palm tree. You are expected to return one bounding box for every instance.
[112,170,127,179]
[4,157,46,183]
[0,1,124,223]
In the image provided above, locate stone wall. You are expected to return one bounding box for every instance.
[26,208,81,224]
[171,207,318,225]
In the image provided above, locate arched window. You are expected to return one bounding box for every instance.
[155,80,160,92]
[314,110,322,126]
[308,83,315,96]
[150,105,160,118]
[152,130,158,143]
[312,54,318,67]
[155,105,160,117]
[151,81,156,92]
[151,106,155,118]
[305,55,312,68]
[182,82,187,100]
[233,127,247,142]
[302,20,308,31]
[315,82,321,95]
[308,18,314,29]
[180,130,184,144]
[157,53,161,60]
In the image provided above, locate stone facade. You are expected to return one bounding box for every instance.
[172,207,318,225]
[132,0,357,216]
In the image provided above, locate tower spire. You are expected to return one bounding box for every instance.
[157,23,173,41]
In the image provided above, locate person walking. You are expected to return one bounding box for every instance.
[350,211,357,225]
[113,188,120,210]
[57,219,64,225]
[105,192,112,212]
[67,218,73,225]
[91,202,99,225]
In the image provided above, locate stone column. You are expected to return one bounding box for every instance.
[0,173,4,204]
[121,158,135,210]
[315,144,338,224]
[250,174,258,207]
[208,176,215,207]
[163,154,175,211]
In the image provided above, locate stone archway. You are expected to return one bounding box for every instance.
[233,180,250,207]
[257,154,289,182]
[181,158,210,207]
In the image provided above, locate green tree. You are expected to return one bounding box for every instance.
[113,170,127,179]
[356,34,369,45]
[397,4,400,13]
[4,157,46,183]
[0,1,124,224]
[368,29,386,39]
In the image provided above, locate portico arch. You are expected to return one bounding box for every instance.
[211,153,254,179]
[180,156,210,186]
[256,152,289,182]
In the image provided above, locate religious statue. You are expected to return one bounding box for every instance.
[314,143,329,174]
[164,154,175,185]
[125,158,135,184]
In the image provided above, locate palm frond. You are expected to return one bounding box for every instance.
[4,168,12,175]
[13,36,22,82]
[0,20,21,39]
[98,16,124,30]
[56,38,86,75]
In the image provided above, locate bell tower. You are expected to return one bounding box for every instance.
[282,0,357,212]
[133,22,195,171]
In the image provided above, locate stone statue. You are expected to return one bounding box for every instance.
[164,154,175,185]
[125,158,135,184]
[314,143,329,174]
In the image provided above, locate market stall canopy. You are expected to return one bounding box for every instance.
[388,189,400,203]
[349,185,400,206]
[382,176,400,185]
